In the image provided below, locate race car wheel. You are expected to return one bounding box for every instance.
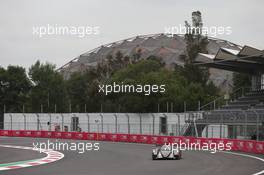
[175,155,181,160]
[175,152,182,160]
[152,154,157,160]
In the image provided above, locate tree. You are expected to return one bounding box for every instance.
[28,61,67,112]
[110,59,188,112]
[66,71,103,112]
[179,11,214,87]
[66,72,87,112]
[175,11,220,108]
[0,66,31,113]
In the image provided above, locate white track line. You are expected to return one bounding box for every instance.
[220,151,264,175]
[0,144,64,171]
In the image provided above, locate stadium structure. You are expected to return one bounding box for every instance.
[57,33,242,92]
[192,45,264,140]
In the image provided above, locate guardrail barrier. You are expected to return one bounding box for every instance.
[0,130,263,155]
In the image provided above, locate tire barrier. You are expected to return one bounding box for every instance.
[0,130,263,155]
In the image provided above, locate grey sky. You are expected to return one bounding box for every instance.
[0,0,263,69]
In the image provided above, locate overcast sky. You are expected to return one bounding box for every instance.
[0,0,263,69]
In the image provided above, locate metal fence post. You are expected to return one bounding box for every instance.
[211,125,213,138]
[213,100,216,110]
[243,111,248,139]
[61,113,64,132]
[193,114,198,137]
[49,113,51,131]
[177,114,180,136]
[139,113,142,134]
[152,113,155,135]
[206,114,208,138]
[114,113,117,133]
[40,104,42,113]
[220,114,223,138]
[36,113,40,131]
[223,125,226,138]
[126,113,130,134]
[10,114,12,130]
[23,113,26,130]
[86,113,90,133]
[256,111,260,141]
[100,113,103,133]
[252,110,260,141]
[233,125,236,139]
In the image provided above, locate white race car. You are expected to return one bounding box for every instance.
[152,144,182,160]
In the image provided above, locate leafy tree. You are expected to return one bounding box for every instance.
[28,61,67,113]
[66,71,103,112]
[180,11,210,85]
[176,11,219,108]
[110,59,188,112]
[177,64,209,85]
[66,72,88,112]
[0,66,31,113]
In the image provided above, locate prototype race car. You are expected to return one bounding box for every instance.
[152,144,182,160]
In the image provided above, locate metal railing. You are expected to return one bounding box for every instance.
[200,87,252,111]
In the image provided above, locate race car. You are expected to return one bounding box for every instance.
[152,144,182,160]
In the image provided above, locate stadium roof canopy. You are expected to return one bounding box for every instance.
[195,46,264,74]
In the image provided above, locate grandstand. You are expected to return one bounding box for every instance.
[222,90,264,110]
[186,45,264,140]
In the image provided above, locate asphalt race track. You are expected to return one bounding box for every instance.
[0,137,263,175]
